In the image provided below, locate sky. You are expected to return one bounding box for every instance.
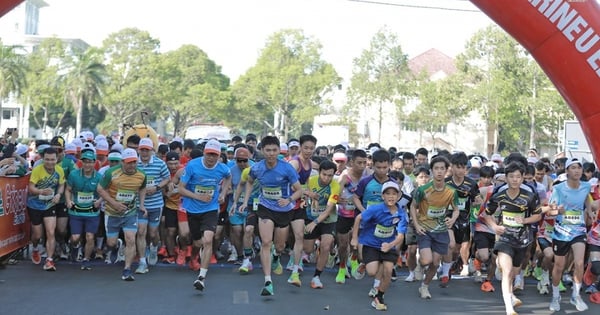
[33,0,494,83]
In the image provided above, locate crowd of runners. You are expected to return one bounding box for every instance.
[14,131,600,314]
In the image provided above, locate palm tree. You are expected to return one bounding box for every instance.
[0,42,28,129]
[63,47,107,136]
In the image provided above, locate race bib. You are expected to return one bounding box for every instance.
[543,222,554,239]
[374,224,394,238]
[310,204,326,217]
[38,194,54,201]
[367,200,383,207]
[262,187,282,200]
[252,198,259,211]
[147,176,158,186]
[502,211,524,228]
[427,206,445,218]
[77,191,94,204]
[457,197,467,211]
[194,185,214,197]
[116,189,135,203]
[563,210,584,225]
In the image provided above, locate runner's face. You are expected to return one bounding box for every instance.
[506,170,523,189]
[139,148,152,160]
[352,157,367,173]
[373,161,389,178]
[431,162,447,181]
[43,153,57,170]
[566,163,582,181]
[288,146,299,156]
[382,188,400,206]
[82,159,95,172]
[319,168,335,186]
[203,152,219,168]
[167,160,180,172]
[416,154,427,166]
[300,141,315,159]
[261,144,279,162]
[122,160,137,174]
[451,164,466,178]
[416,172,430,186]
[534,170,545,182]
[403,159,414,174]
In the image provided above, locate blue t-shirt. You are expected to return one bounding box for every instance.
[550,181,590,242]
[249,160,299,212]
[354,175,391,209]
[358,202,409,248]
[228,161,255,207]
[181,157,231,214]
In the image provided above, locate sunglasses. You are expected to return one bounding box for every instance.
[236,159,248,163]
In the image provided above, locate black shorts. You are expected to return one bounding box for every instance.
[473,232,495,250]
[493,241,528,267]
[453,224,471,244]
[404,225,417,246]
[290,207,307,221]
[553,235,587,256]
[187,210,218,241]
[28,206,57,225]
[55,203,68,218]
[163,207,178,229]
[217,210,229,226]
[257,204,292,228]
[590,244,600,253]
[245,211,258,227]
[362,245,398,264]
[537,237,552,251]
[336,216,355,234]
[304,221,335,239]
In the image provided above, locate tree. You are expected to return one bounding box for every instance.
[232,29,340,140]
[0,41,28,129]
[99,28,161,134]
[63,47,107,136]
[346,27,413,144]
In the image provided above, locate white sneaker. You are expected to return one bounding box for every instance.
[473,270,483,283]
[537,281,549,295]
[148,245,158,266]
[326,252,337,269]
[570,295,588,311]
[368,287,378,297]
[460,266,469,277]
[310,276,323,289]
[405,272,415,282]
[419,286,432,299]
[549,296,561,311]
[513,275,524,291]
[286,253,295,271]
[227,252,238,263]
[116,239,125,263]
[414,264,424,281]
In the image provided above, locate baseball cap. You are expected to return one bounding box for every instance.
[82,142,96,153]
[111,143,124,153]
[37,144,51,154]
[72,138,83,152]
[50,136,65,148]
[65,143,77,154]
[121,148,138,163]
[95,135,107,143]
[139,138,154,150]
[333,152,347,162]
[108,152,122,161]
[234,147,250,159]
[96,140,109,155]
[15,143,28,156]
[527,156,539,164]
[165,151,180,161]
[381,181,400,194]
[172,137,183,145]
[203,139,221,155]
[368,147,380,156]
[81,151,96,161]
[491,153,503,162]
[280,143,288,153]
[469,157,482,168]
[565,158,582,169]
[226,146,234,153]
[84,131,94,142]
[288,140,300,148]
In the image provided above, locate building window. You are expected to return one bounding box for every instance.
[3,109,12,120]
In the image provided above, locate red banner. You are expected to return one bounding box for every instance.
[0,175,30,257]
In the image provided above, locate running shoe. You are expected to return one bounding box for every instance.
[371,297,387,311]
[562,273,573,286]
[353,263,366,280]
[76,246,83,262]
[135,262,149,274]
[473,258,482,272]
[558,280,567,292]
[261,281,274,296]
[549,296,561,311]
[404,272,415,282]
[439,275,450,288]
[94,248,104,260]
[584,263,595,286]
[310,276,323,289]
[368,287,378,297]
[59,243,69,260]
[239,260,253,274]
[81,259,92,271]
[460,266,469,277]
[585,284,599,294]
[391,267,398,282]
[148,245,158,266]
[537,281,549,295]
[121,269,135,281]
[414,264,424,281]
[335,268,346,284]
[513,275,524,291]
[176,248,186,266]
[43,259,56,271]
[227,251,238,263]
[481,280,495,292]
[193,276,205,291]
[533,266,543,281]
[157,246,168,257]
[162,256,176,264]
[288,271,301,287]
[419,286,432,299]
[31,250,41,265]
[272,259,283,275]
[286,253,295,271]
[511,295,522,308]
[473,270,483,283]
[570,295,588,311]
[326,252,337,269]
[350,258,360,278]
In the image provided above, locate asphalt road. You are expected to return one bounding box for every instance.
[1,258,598,315]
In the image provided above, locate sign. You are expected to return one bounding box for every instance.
[0,175,30,257]
[564,120,593,162]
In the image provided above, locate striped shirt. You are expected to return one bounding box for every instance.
[137,156,170,209]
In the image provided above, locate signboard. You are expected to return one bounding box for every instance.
[564,120,593,162]
[0,175,30,257]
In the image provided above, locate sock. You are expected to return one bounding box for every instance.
[373,279,381,288]
[351,253,358,261]
[462,264,469,272]
[244,248,253,258]
[314,269,322,277]
[442,262,452,276]
[199,268,208,278]
[265,275,272,284]
[340,261,346,268]
[376,290,384,301]
[139,257,147,265]
[273,254,280,263]
[292,265,299,273]
[573,282,581,298]
[46,257,53,262]
[96,237,103,249]
[552,285,560,298]
[408,271,415,277]
[421,282,428,288]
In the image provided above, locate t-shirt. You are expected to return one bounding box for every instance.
[165,168,182,210]
[67,169,102,216]
[240,167,261,210]
[550,181,590,242]
[413,181,458,233]
[445,176,480,228]
[100,165,146,217]
[485,187,541,248]
[180,157,231,214]
[354,175,390,209]
[358,202,408,248]
[338,173,362,218]
[249,159,299,212]
[27,164,65,211]
[137,156,170,210]
[305,175,341,223]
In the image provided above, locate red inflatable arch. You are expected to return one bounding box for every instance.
[1,0,600,160]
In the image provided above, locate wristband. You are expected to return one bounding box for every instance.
[313,218,319,224]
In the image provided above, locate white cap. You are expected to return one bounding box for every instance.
[65,143,77,154]
[491,153,502,162]
[469,157,482,168]
[15,143,28,156]
[72,138,83,151]
[203,139,221,155]
[565,158,582,169]
[108,152,122,161]
[527,157,539,164]
[139,138,154,150]
[95,134,107,143]
[96,140,109,155]
[288,140,300,148]
[82,142,96,153]
[333,152,347,162]
[280,143,288,153]
[111,143,124,153]
[122,148,138,163]
[381,181,400,193]
[369,147,380,156]
[172,137,183,145]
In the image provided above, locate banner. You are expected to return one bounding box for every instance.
[0,175,30,257]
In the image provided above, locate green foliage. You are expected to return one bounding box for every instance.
[231,29,340,140]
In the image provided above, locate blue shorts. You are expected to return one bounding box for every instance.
[417,231,450,255]
[229,206,249,225]
[69,215,100,235]
[105,215,138,238]
[138,207,162,228]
